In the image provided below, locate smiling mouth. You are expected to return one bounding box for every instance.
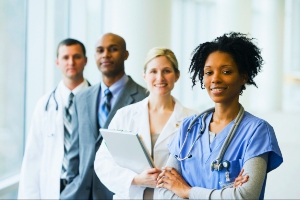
[155,83,167,87]
[210,86,228,92]
[101,61,113,65]
[211,88,225,91]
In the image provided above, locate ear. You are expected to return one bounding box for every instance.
[124,50,129,60]
[84,57,88,67]
[55,59,59,67]
[241,73,248,85]
[143,72,146,83]
[175,72,180,82]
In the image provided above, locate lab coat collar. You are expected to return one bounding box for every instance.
[134,98,151,154]
[155,97,186,147]
[132,96,185,155]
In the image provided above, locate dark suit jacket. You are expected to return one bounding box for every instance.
[61,76,148,199]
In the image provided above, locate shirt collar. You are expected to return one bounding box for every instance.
[59,79,89,105]
[100,74,128,98]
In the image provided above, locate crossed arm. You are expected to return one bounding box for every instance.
[157,153,268,199]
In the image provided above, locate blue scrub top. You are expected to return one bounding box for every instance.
[168,111,283,199]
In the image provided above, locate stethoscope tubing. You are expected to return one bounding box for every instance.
[214,105,244,165]
[45,87,58,111]
[44,81,91,112]
[175,105,245,167]
[175,107,215,161]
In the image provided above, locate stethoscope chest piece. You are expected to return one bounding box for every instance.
[222,160,230,168]
[211,160,230,171]
[211,160,223,171]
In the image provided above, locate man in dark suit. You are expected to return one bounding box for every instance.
[61,33,148,199]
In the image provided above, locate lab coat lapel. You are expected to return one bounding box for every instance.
[135,98,152,155]
[55,88,64,148]
[55,83,65,145]
[155,98,183,147]
[52,84,65,184]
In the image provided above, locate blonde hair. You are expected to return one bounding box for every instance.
[143,47,179,74]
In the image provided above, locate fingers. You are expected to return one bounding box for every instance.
[157,180,168,188]
[238,168,244,177]
[156,174,172,189]
[147,167,162,174]
[157,167,175,180]
[233,169,250,188]
[242,175,249,183]
[162,167,178,174]
[157,174,166,185]
[157,170,165,180]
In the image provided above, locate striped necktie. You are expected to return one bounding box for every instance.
[62,92,74,175]
[99,88,112,127]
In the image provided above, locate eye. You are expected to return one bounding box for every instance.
[96,48,103,53]
[223,70,232,74]
[204,71,212,75]
[109,47,118,52]
[163,69,172,73]
[74,55,82,59]
[149,69,156,74]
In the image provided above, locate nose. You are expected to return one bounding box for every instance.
[211,72,221,84]
[68,57,75,65]
[156,71,165,80]
[102,49,111,58]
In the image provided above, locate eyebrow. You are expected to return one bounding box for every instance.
[204,64,233,68]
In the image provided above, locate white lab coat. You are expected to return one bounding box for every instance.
[18,80,89,199]
[95,97,198,199]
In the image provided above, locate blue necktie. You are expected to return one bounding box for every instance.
[99,88,112,127]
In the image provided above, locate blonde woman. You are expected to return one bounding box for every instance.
[94,47,197,199]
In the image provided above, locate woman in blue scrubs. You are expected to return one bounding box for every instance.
[157,32,283,199]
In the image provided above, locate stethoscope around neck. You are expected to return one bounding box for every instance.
[44,81,91,111]
[175,104,245,171]
[45,87,58,111]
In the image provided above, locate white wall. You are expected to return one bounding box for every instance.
[253,111,300,199]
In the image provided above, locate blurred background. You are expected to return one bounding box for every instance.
[0,0,299,198]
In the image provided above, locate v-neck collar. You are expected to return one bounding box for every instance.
[203,113,236,163]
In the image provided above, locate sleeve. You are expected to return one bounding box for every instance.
[18,100,44,199]
[243,121,282,173]
[60,97,81,198]
[190,153,268,199]
[159,154,268,199]
[94,110,144,199]
[158,155,184,199]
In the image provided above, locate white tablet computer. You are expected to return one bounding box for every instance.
[100,128,155,174]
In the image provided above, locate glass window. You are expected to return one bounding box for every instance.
[0,0,26,181]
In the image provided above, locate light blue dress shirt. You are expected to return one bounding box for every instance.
[98,74,128,127]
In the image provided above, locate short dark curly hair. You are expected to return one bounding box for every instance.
[189,32,264,95]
